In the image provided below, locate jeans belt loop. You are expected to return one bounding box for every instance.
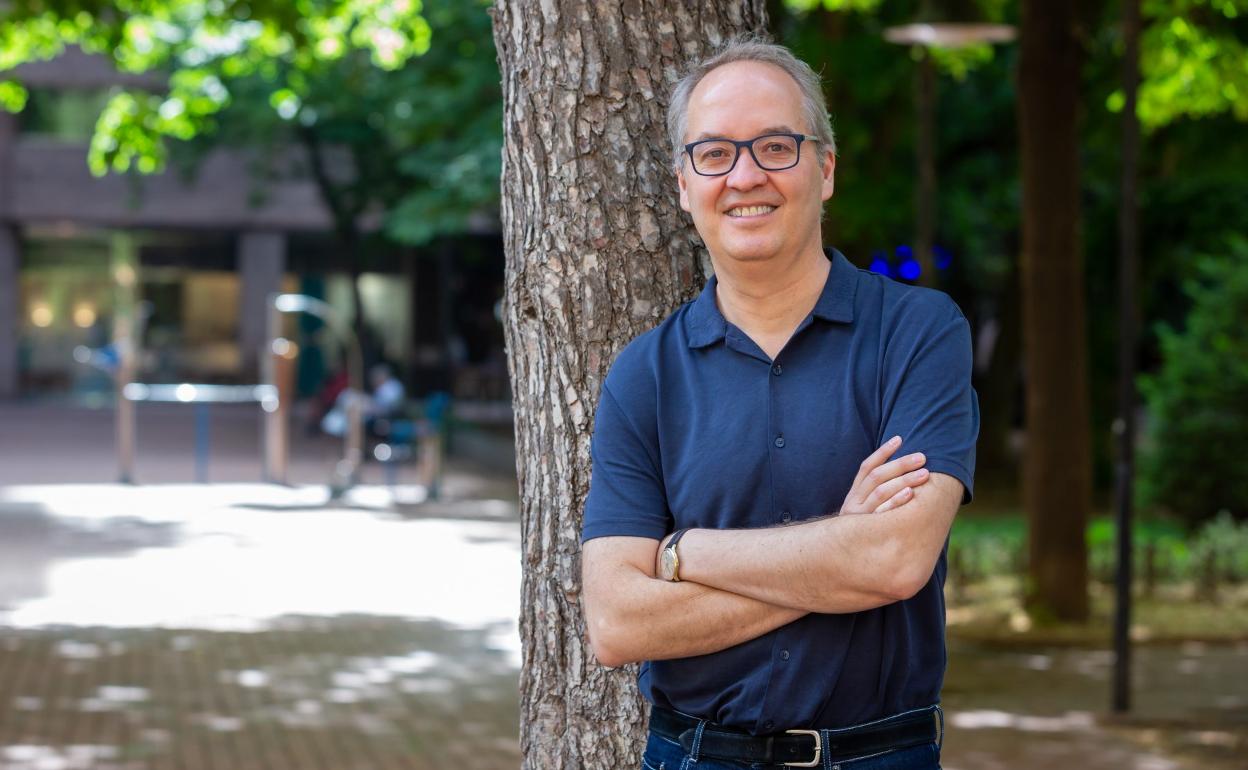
[689,718,707,762]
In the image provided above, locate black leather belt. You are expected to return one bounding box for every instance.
[649,705,940,767]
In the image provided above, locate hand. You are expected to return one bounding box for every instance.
[839,436,929,516]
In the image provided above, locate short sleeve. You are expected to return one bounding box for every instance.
[581,384,672,542]
[879,297,980,504]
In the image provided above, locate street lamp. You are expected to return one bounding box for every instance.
[884,21,1016,286]
[265,293,365,490]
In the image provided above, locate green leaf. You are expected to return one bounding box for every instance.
[0,80,29,112]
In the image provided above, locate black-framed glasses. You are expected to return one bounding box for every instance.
[683,133,818,176]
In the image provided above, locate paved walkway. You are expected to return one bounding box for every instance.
[0,403,1243,769]
[0,478,523,770]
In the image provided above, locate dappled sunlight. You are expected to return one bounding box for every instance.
[1,744,122,770]
[0,484,521,666]
[949,709,1096,731]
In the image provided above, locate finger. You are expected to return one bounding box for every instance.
[863,467,930,510]
[874,485,914,513]
[852,452,927,507]
[852,436,903,489]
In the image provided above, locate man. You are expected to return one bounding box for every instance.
[580,38,979,769]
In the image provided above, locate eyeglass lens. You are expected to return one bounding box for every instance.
[691,135,801,175]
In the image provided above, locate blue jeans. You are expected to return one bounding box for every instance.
[639,707,943,770]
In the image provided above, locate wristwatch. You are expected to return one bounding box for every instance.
[658,528,691,582]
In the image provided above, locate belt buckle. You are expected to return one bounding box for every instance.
[783,729,821,767]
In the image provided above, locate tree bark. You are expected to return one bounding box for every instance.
[492,2,767,767]
[1018,0,1091,622]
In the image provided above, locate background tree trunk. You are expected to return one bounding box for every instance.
[1018,0,1091,622]
[492,2,766,767]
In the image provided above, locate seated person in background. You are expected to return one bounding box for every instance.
[365,363,406,421]
[321,363,406,438]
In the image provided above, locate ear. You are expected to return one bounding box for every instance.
[677,165,692,213]
[820,148,836,202]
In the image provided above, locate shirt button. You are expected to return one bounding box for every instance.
[774,436,785,448]
[780,649,790,661]
[771,364,783,376]
[763,720,775,731]
[781,511,792,523]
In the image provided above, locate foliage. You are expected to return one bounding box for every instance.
[1108,0,1248,127]
[949,512,1248,589]
[0,0,431,169]
[947,514,1026,584]
[785,0,885,12]
[0,0,501,246]
[774,0,1020,302]
[1136,238,1248,525]
[0,78,28,111]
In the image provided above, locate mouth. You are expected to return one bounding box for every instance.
[725,205,777,218]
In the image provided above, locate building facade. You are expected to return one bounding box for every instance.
[0,49,505,403]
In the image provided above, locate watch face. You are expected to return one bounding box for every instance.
[660,548,677,581]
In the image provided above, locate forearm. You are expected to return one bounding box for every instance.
[583,544,805,667]
[678,476,961,613]
[678,514,900,613]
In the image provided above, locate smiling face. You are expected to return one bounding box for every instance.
[677,60,836,268]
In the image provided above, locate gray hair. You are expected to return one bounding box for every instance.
[666,37,837,172]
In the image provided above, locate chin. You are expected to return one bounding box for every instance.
[718,239,785,264]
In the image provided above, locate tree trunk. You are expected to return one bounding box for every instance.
[1018,0,1091,622]
[492,2,767,768]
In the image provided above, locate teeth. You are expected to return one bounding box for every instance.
[728,205,775,217]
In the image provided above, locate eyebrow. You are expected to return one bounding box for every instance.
[690,125,799,142]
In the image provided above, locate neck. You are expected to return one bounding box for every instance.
[712,244,831,343]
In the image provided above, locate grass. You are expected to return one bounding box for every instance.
[945,508,1248,646]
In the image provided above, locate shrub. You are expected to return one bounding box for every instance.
[1138,237,1248,526]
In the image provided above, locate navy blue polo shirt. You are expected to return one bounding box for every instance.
[582,248,979,732]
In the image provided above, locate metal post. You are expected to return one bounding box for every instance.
[0,227,20,400]
[116,326,137,484]
[268,293,364,491]
[915,51,937,286]
[263,296,288,484]
[1113,0,1141,715]
[112,233,139,484]
[343,334,365,486]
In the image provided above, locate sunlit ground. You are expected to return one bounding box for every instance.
[0,402,1244,769]
[0,482,523,770]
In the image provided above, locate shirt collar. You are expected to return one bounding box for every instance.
[685,248,859,348]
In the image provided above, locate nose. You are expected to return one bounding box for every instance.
[725,146,768,190]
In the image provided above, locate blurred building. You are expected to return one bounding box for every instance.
[0,49,506,403]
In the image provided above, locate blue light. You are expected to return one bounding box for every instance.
[869,257,890,275]
[898,259,921,281]
[895,244,913,259]
[934,245,952,270]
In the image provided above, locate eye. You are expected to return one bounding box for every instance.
[760,140,796,156]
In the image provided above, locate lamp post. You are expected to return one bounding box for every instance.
[883,21,1016,286]
[1113,0,1142,715]
[265,293,365,490]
